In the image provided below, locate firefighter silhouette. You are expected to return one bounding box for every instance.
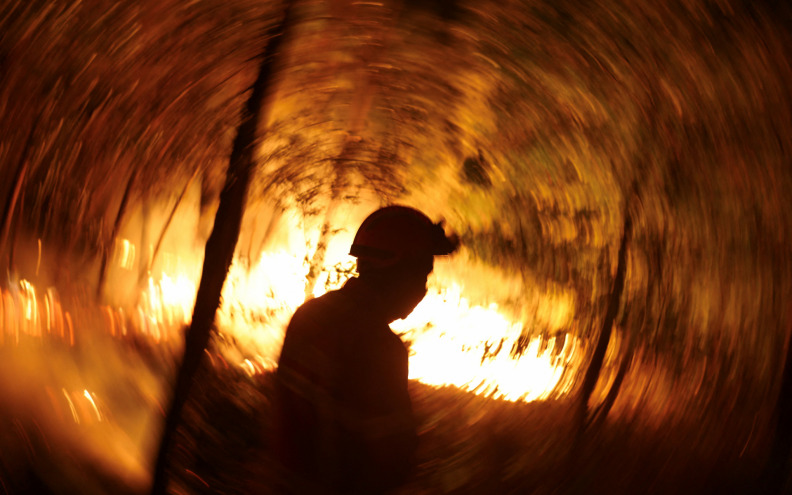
[274,205,458,493]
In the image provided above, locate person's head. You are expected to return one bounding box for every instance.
[350,205,458,321]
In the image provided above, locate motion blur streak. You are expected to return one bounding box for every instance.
[1,0,791,494]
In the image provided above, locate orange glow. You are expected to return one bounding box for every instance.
[135,272,197,342]
[63,388,80,424]
[139,246,581,403]
[113,238,136,270]
[0,239,582,404]
[392,285,579,402]
[0,280,72,347]
[83,389,102,422]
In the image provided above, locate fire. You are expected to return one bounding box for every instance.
[1,241,581,404]
[138,248,581,403]
[136,273,197,342]
[392,285,579,402]
[1,279,71,346]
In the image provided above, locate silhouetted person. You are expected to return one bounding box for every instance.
[274,205,458,494]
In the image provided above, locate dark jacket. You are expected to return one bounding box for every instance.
[274,278,417,493]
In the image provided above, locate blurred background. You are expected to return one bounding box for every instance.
[1,0,791,493]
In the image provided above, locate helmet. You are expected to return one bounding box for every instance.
[350,205,458,269]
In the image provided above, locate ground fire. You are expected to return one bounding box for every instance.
[1,238,582,403]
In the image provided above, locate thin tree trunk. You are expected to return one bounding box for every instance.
[246,203,280,265]
[96,167,138,300]
[149,3,296,493]
[562,212,632,495]
[576,212,632,433]
[140,195,151,281]
[586,234,660,429]
[139,167,200,286]
[0,118,38,267]
[7,186,25,273]
[587,332,633,430]
[1,161,27,255]
[245,206,259,265]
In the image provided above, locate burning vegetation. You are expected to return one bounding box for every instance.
[1,0,792,493]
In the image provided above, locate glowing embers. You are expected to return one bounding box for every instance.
[0,280,73,346]
[393,285,579,402]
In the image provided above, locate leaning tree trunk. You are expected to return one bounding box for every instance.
[562,211,632,495]
[138,166,200,287]
[576,211,632,435]
[247,203,281,265]
[96,167,138,299]
[587,331,634,430]
[149,3,296,494]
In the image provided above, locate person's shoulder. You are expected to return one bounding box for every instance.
[291,287,351,324]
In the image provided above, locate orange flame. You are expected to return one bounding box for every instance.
[1,240,582,403]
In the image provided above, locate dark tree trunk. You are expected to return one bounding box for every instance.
[563,211,632,495]
[149,3,296,494]
[96,167,138,300]
[576,212,632,432]
[587,336,633,430]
